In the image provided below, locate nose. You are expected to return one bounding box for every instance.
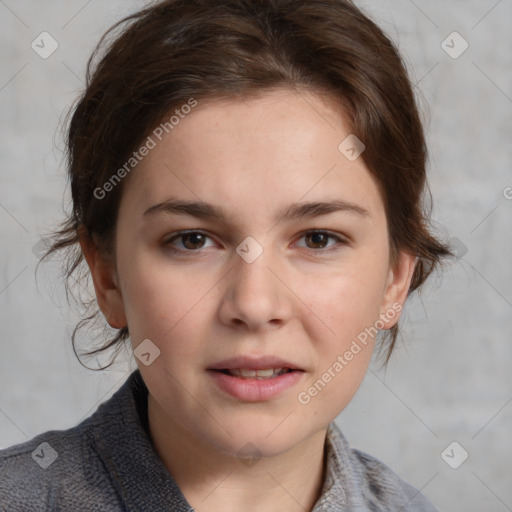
[218,242,293,331]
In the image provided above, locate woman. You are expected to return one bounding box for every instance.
[1,0,451,510]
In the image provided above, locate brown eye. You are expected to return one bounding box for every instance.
[305,232,330,249]
[181,233,206,250]
[295,230,347,252]
[165,231,214,252]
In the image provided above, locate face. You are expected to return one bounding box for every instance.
[85,88,415,458]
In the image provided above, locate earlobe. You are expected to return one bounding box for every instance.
[78,229,127,330]
[379,251,417,329]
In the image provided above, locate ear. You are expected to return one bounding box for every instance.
[78,228,127,329]
[379,250,417,329]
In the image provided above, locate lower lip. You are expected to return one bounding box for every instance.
[208,370,305,402]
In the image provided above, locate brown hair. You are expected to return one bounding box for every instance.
[38,0,452,369]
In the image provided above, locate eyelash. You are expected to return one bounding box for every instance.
[163,230,348,255]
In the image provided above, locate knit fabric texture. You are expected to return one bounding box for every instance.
[0,370,438,511]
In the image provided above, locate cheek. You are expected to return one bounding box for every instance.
[117,249,213,344]
[297,270,383,415]
[303,256,389,342]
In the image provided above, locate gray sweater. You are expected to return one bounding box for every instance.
[0,370,438,511]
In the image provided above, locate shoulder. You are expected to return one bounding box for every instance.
[0,424,102,510]
[0,374,138,511]
[325,422,439,511]
[350,448,438,511]
[0,421,124,512]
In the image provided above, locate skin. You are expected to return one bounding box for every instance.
[80,88,416,512]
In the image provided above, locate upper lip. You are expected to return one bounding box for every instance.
[207,355,304,371]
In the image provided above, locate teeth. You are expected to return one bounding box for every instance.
[227,368,287,378]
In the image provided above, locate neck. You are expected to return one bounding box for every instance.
[147,393,327,512]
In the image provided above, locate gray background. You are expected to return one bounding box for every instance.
[1,1,511,510]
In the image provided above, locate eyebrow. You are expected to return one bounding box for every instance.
[143,198,369,223]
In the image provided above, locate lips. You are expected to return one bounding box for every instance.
[224,368,292,378]
[207,355,304,374]
[208,360,306,401]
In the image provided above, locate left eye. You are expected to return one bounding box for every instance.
[295,231,346,251]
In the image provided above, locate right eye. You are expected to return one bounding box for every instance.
[163,231,217,252]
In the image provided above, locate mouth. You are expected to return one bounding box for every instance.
[207,355,305,378]
[207,362,305,401]
[213,367,298,379]
[207,355,305,400]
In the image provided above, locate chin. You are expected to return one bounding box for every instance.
[205,418,311,459]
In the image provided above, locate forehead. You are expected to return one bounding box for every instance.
[121,88,385,223]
